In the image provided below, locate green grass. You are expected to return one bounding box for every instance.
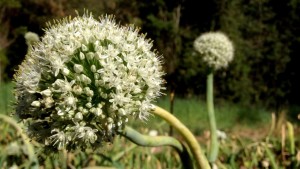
[0,82,15,115]
[143,95,271,135]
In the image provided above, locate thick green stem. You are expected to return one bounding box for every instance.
[152,106,211,169]
[121,126,183,151]
[0,114,39,169]
[207,71,219,163]
[120,126,193,169]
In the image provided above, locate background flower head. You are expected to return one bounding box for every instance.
[14,13,164,150]
[193,32,234,70]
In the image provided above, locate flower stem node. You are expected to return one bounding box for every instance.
[14,12,165,151]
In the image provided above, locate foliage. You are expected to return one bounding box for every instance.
[0,114,182,169]
[218,121,300,168]
[1,102,299,168]
[0,0,23,82]
[216,0,291,108]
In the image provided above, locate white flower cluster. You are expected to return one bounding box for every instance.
[14,13,164,150]
[193,32,234,70]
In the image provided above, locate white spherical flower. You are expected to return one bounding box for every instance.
[193,32,234,70]
[14,13,165,150]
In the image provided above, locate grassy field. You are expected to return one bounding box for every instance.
[156,95,270,128]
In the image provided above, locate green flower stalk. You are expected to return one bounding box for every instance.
[120,126,194,169]
[194,32,234,163]
[14,13,165,151]
[153,106,211,169]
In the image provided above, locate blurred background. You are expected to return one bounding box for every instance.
[1,0,300,110]
[1,0,300,168]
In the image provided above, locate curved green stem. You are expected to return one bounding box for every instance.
[207,71,219,163]
[0,114,39,169]
[121,126,183,151]
[152,106,211,169]
[120,126,193,169]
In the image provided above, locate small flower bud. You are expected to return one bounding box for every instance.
[97,103,104,108]
[80,74,91,84]
[82,44,88,52]
[75,112,83,121]
[94,73,100,79]
[68,110,75,116]
[62,68,70,75]
[107,117,113,123]
[94,40,100,48]
[79,52,85,60]
[82,108,88,114]
[101,93,108,99]
[74,64,84,73]
[89,107,96,113]
[85,102,92,108]
[86,52,94,60]
[91,65,97,72]
[84,87,94,97]
[65,96,76,106]
[75,76,81,82]
[85,128,97,143]
[94,108,102,116]
[52,79,64,88]
[118,108,126,116]
[107,123,113,130]
[72,85,83,95]
[25,32,40,46]
[31,100,41,107]
[44,97,54,108]
[78,106,83,111]
[40,89,52,97]
[100,114,106,119]
[95,80,104,87]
